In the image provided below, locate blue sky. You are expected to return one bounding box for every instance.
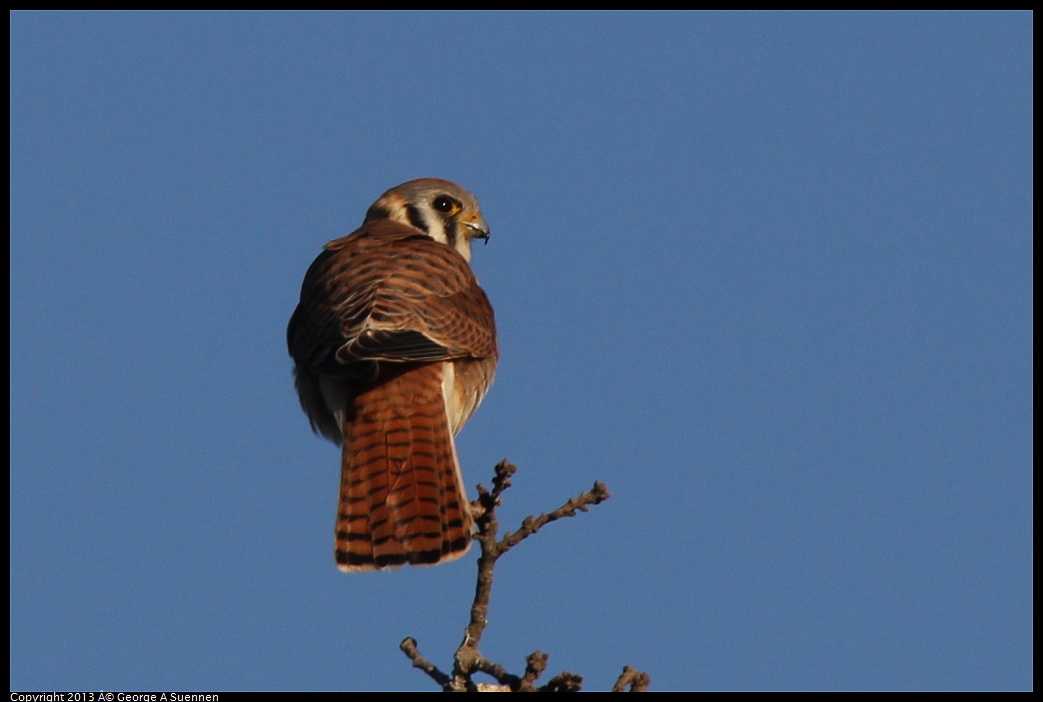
[9,11,1032,692]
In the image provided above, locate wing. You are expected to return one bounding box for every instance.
[287,219,497,441]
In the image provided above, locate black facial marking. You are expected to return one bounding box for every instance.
[364,204,392,222]
[405,204,429,233]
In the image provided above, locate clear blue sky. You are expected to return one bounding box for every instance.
[10,11,1032,692]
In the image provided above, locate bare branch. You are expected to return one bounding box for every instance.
[399,637,451,690]
[499,481,612,553]
[399,460,645,690]
[542,671,584,692]
[612,666,652,692]
[471,655,522,690]
[451,463,512,684]
[522,651,548,688]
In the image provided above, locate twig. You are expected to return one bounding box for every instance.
[612,666,652,692]
[542,671,584,692]
[498,481,611,553]
[399,459,646,691]
[520,651,548,691]
[399,637,451,689]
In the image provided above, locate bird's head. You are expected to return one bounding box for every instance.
[364,178,490,262]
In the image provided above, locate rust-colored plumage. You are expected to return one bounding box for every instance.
[288,179,497,571]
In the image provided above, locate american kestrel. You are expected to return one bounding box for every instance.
[287,179,497,572]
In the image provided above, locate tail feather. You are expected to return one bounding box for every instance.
[335,364,472,571]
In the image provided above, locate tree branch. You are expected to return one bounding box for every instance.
[612,665,652,692]
[399,637,451,689]
[400,459,649,691]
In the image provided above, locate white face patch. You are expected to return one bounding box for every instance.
[370,185,477,261]
[412,205,474,262]
[427,219,450,247]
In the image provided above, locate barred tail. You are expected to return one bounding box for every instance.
[334,364,472,571]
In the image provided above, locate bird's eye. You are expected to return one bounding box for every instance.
[433,196,458,214]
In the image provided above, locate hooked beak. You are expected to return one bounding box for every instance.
[465,217,491,245]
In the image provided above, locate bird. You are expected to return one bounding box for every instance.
[287,178,498,572]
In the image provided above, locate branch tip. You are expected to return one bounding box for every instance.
[612,665,652,692]
[404,460,645,691]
